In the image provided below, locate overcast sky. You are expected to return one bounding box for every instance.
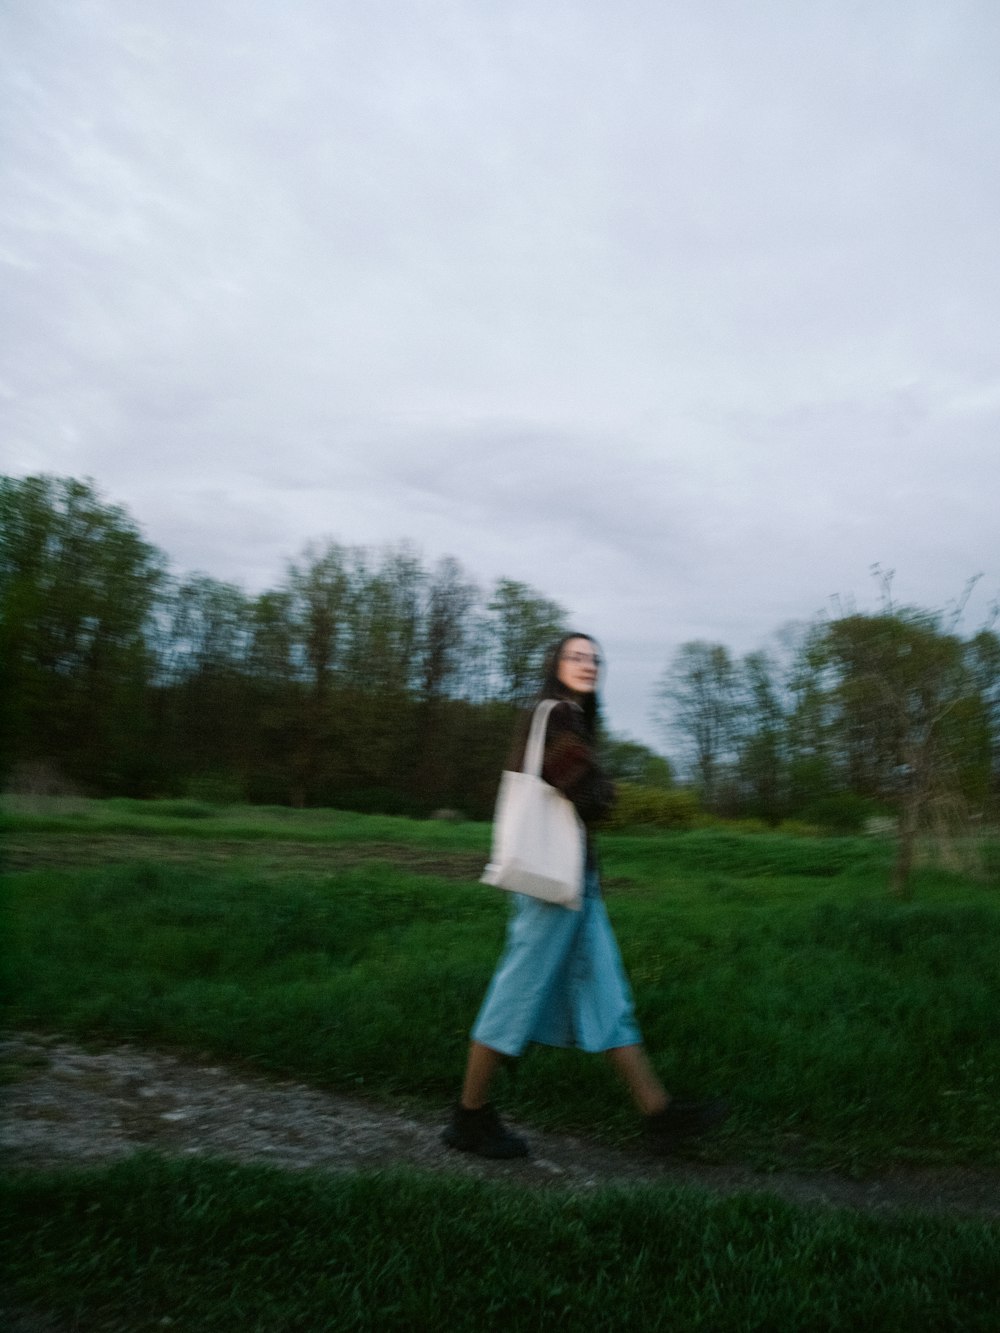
[3,1,998,746]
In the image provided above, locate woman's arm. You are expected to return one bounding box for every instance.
[541,701,615,823]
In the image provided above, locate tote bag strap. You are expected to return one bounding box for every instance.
[522,700,559,778]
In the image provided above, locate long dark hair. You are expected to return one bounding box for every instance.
[506,632,604,769]
[536,631,603,739]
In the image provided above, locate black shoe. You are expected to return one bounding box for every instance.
[441,1102,530,1160]
[643,1098,729,1154]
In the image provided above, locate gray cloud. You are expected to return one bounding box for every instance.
[3,0,998,745]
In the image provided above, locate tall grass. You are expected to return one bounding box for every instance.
[3,824,998,1170]
[0,795,492,847]
[3,1157,999,1332]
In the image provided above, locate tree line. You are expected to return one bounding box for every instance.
[2,474,997,842]
[0,474,585,816]
[656,573,998,890]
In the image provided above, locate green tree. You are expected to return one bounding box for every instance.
[284,543,351,804]
[340,545,424,694]
[157,574,253,791]
[419,556,479,703]
[487,579,567,707]
[735,649,787,823]
[783,622,839,816]
[817,606,990,897]
[410,556,482,805]
[964,628,1000,806]
[654,641,739,809]
[336,545,425,803]
[246,590,296,689]
[0,474,165,791]
[602,736,674,789]
[242,589,300,803]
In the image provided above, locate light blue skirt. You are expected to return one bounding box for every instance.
[470,867,642,1056]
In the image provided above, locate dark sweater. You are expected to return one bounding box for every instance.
[510,698,616,847]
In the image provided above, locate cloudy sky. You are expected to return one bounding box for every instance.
[3,0,998,744]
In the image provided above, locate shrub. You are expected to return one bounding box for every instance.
[801,793,879,834]
[333,786,427,818]
[185,774,245,806]
[603,783,699,830]
[693,814,771,834]
[776,819,824,837]
[132,799,220,820]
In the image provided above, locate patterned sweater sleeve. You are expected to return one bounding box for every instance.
[541,701,616,825]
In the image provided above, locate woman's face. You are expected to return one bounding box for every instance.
[556,637,601,695]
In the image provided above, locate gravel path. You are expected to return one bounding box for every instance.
[3,1034,998,1220]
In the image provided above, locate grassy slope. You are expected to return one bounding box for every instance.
[4,803,999,1331]
[3,803,998,1172]
[3,1157,999,1333]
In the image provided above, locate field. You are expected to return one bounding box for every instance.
[2,800,999,1330]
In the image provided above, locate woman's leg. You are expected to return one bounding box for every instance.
[604,1043,670,1115]
[608,1044,729,1150]
[459,1040,505,1109]
[444,1041,528,1159]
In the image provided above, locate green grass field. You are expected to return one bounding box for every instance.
[4,1157,998,1332]
[2,800,999,1329]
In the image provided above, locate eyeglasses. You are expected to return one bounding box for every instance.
[561,652,602,667]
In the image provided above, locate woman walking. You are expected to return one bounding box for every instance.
[442,632,727,1159]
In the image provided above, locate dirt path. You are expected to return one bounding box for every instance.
[3,1034,998,1221]
[1,834,488,880]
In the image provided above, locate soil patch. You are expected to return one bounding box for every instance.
[2,834,485,880]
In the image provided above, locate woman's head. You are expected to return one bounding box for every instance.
[539,632,603,731]
[554,635,602,695]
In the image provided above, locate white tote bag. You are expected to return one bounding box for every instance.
[481,700,586,910]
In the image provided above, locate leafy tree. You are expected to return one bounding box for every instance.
[242,589,300,803]
[783,622,840,816]
[486,579,567,707]
[281,542,351,802]
[654,641,739,809]
[419,556,479,703]
[0,474,165,790]
[602,736,674,789]
[964,628,1000,803]
[246,590,296,688]
[336,545,426,801]
[1,475,585,811]
[816,606,989,897]
[340,544,424,694]
[408,557,482,804]
[287,543,350,698]
[167,575,250,677]
[735,649,788,823]
[156,574,253,788]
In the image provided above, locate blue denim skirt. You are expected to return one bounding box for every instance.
[470,866,642,1056]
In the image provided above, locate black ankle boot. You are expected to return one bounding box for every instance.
[441,1103,529,1160]
[643,1098,729,1154]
